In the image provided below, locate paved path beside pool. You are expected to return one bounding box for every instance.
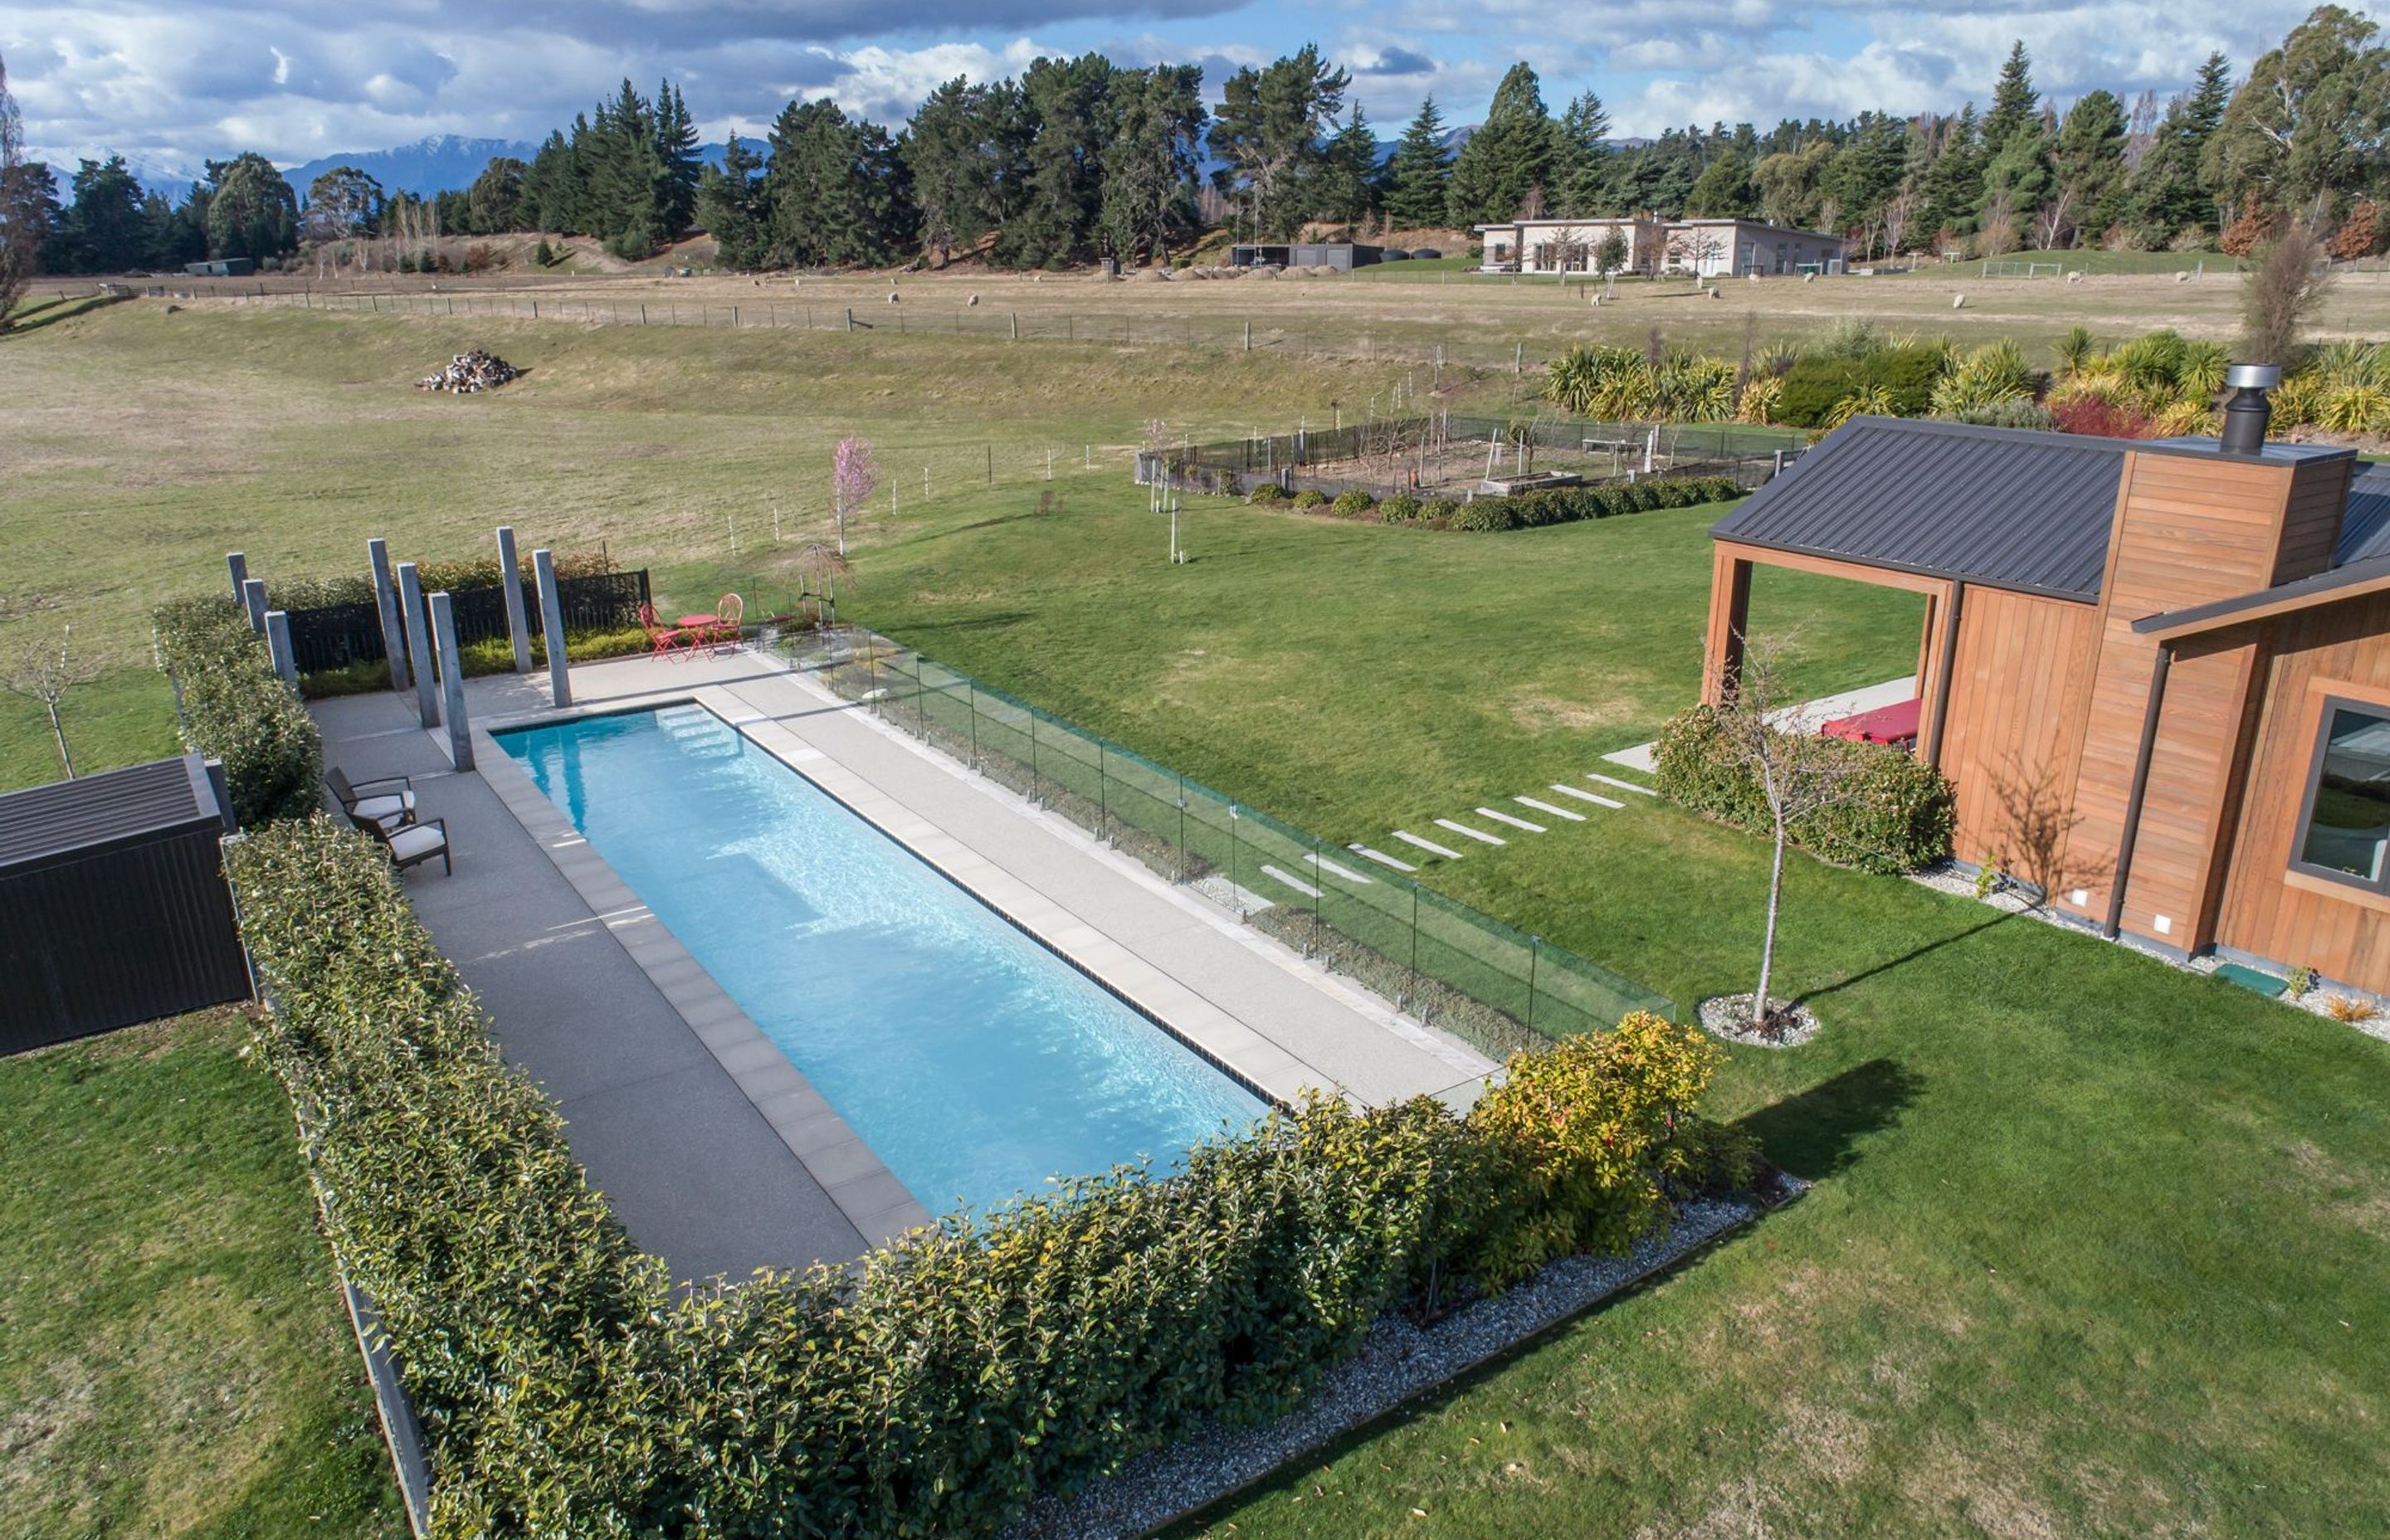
[311,687,872,1286]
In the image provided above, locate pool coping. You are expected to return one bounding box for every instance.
[471,714,935,1251]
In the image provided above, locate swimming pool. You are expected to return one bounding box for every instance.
[498,704,1265,1212]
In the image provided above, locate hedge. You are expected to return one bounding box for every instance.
[1775,346,1944,428]
[1653,704,1957,873]
[154,595,322,825]
[227,817,1755,1538]
[1440,474,1745,534]
[263,548,612,612]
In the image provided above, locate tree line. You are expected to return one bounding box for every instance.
[7,7,2388,285]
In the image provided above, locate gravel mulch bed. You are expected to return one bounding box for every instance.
[1697,992,1822,1049]
[1002,1189,1792,1540]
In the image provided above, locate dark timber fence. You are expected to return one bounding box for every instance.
[281,569,651,675]
[782,626,1673,1061]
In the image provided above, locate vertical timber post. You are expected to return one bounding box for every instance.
[227,552,249,607]
[534,548,571,709]
[429,592,474,771]
[495,526,533,673]
[241,578,269,635]
[368,539,410,693]
[397,563,439,728]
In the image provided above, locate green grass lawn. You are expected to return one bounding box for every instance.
[0,1010,404,1539]
[7,303,2390,1536]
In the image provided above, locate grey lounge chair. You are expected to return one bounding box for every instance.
[328,766,417,832]
[349,809,451,876]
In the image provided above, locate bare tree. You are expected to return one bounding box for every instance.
[1880,190,1919,261]
[2035,187,2078,252]
[0,52,42,332]
[3,623,102,777]
[2241,212,2333,367]
[1977,191,2021,257]
[1708,635,1876,1036]
[793,542,856,625]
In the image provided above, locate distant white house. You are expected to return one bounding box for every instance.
[1474,216,1845,279]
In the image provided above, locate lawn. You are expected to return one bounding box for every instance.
[0,1009,404,1539]
[6,302,2389,1536]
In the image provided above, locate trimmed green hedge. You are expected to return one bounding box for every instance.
[227,818,1753,1537]
[1443,474,1746,534]
[1653,704,1957,873]
[153,596,322,825]
[263,549,612,612]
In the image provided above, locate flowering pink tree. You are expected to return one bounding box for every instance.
[832,434,878,555]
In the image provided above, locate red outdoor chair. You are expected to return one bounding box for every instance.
[638,602,693,661]
[709,593,744,655]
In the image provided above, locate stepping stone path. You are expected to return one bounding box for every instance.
[1358,765,1661,880]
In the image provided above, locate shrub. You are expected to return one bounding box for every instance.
[227,820,1749,1535]
[267,550,612,612]
[1290,488,1329,509]
[1775,345,1943,427]
[1378,495,1423,522]
[1449,499,1519,531]
[1330,489,1377,517]
[1653,704,1956,872]
[1246,482,1289,504]
[1422,498,1463,524]
[153,596,322,825]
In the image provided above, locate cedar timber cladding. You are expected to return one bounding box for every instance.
[1933,587,2100,888]
[2056,450,2354,946]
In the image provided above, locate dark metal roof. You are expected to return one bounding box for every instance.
[1710,416,2127,601]
[2134,551,2390,638]
[0,754,222,872]
[2334,461,2390,566]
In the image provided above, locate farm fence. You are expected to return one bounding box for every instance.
[782,626,1674,1062]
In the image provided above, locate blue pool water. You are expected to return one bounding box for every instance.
[498,705,1263,1211]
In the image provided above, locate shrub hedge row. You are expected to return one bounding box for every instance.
[228,817,1754,1538]
[1653,704,1958,873]
[1442,474,1747,533]
[264,548,613,612]
[153,595,322,825]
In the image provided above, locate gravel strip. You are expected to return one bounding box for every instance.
[1002,1190,1789,1540]
[1696,992,1822,1049]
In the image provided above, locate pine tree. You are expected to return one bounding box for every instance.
[1446,61,1559,225]
[2130,52,2232,243]
[1098,65,1206,262]
[466,157,527,233]
[1007,54,1114,266]
[1919,105,1986,237]
[1983,41,2040,151]
[654,81,703,236]
[2051,90,2129,244]
[1207,46,1349,241]
[1306,105,1378,230]
[906,77,996,264]
[763,98,913,266]
[58,155,148,271]
[1377,96,1454,229]
[1554,91,1612,215]
[1685,147,1753,217]
[695,137,769,268]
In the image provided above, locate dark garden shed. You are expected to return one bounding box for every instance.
[0,754,251,1055]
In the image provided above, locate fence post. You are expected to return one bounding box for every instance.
[845,307,854,332]
[1229,807,1241,915]
[241,577,270,635]
[1527,935,1541,1035]
[1030,713,1041,803]
[1010,313,1018,340]
[968,682,979,768]
[1407,882,1419,1013]
[264,611,298,690]
[1176,774,1187,880]
[1098,743,1110,842]
[227,552,249,607]
[429,592,474,772]
[495,526,532,673]
[534,548,571,709]
[368,539,410,693]
[1244,319,1251,353]
[397,563,440,728]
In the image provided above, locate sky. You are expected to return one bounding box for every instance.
[0,1,2342,176]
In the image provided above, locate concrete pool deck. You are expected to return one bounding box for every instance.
[313,643,1494,1284]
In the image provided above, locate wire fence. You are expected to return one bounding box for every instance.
[782,625,1673,1062]
[1137,412,1807,500]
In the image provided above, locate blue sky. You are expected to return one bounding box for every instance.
[1,1,2337,175]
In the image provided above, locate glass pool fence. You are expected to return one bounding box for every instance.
[781,626,1674,1064]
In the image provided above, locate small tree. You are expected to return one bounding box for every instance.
[793,541,854,625]
[2242,215,2333,367]
[0,52,42,332]
[1708,636,1875,1036]
[1595,227,1628,280]
[3,623,102,778]
[832,434,877,556]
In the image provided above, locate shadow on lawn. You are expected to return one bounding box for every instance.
[1794,909,2017,1009]
[1734,1057,1919,1182]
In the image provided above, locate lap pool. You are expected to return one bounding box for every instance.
[498,704,1265,1213]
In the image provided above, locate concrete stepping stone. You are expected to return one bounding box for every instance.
[1392,830,1465,859]
[1475,807,1546,834]
[1304,851,1375,885]
[1349,842,1418,873]
[1433,817,1507,846]
[1586,772,1657,797]
[1551,783,1626,809]
[1514,795,1585,822]
[1259,863,1322,899]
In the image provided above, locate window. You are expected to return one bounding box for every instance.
[2292,700,2390,889]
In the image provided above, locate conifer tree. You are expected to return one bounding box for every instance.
[1554,91,1612,214]
[1378,96,1455,228]
[1446,61,1559,225]
[2131,52,2233,242]
[2051,90,2129,243]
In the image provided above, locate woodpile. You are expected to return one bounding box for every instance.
[417,349,522,393]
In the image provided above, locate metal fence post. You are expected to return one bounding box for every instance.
[1528,935,1541,1035]
[263,610,298,689]
[1407,882,1420,1014]
[1176,773,1187,880]
[1030,713,1041,804]
[968,683,979,768]
[1229,807,1241,914]
[1098,743,1109,842]
[227,551,248,607]
[241,577,269,634]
